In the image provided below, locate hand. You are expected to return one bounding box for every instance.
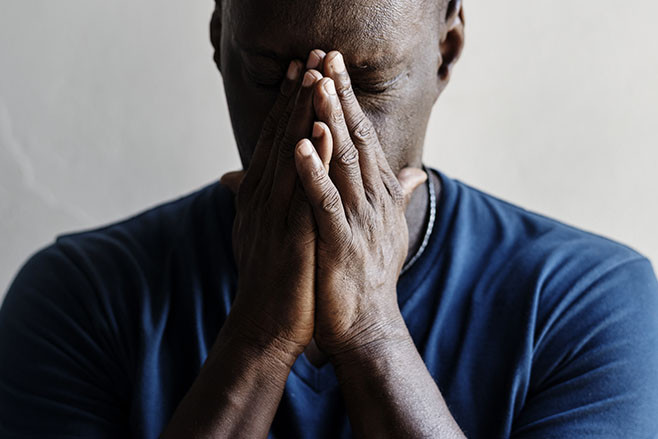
[293,51,427,358]
[223,53,329,364]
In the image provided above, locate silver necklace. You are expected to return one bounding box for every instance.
[400,166,437,275]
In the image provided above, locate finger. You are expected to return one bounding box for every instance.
[313,77,366,212]
[259,83,301,196]
[294,139,349,242]
[311,122,332,173]
[397,167,428,208]
[286,181,315,242]
[273,81,303,149]
[324,51,381,193]
[270,69,324,206]
[220,170,246,195]
[241,60,303,197]
[279,69,324,164]
[256,66,309,200]
[306,49,327,74]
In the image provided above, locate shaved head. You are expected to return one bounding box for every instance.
[211,0,464,172]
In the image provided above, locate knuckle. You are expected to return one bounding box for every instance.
[351,116,375,145]
[330,106,345,125]
[336,79,355,101]
[309,165,326,183]
[320,190,342,214]
[336,145,360,169]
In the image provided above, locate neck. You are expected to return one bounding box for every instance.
[404,169,440,267]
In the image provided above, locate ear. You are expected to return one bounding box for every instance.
[438,0,465,84]
[210,2,222,72]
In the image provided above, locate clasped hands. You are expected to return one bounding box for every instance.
[222,50,427,366]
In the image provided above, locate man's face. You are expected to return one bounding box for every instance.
[215,0,449,174]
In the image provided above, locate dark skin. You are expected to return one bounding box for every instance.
[162,0,465,437]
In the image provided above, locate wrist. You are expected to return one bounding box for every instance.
[216,301,306,369]
[327,309,411,366]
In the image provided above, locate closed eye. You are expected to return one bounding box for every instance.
[241,53,285,89]
[352,71,406,95]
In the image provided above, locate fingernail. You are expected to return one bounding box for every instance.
[323,79,336,96]
[298,139,314,157]
[302,71,315,87]
[312,122,323,138]
[306,50,321,69]
[330,53,345,73]
[286,61,301,80]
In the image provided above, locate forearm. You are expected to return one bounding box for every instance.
[161,307,296,439]
[332,315,465,439]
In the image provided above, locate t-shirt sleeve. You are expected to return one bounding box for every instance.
[511,256,658,438]
[0,244,129,437]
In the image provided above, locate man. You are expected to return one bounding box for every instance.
[1,0,657,437]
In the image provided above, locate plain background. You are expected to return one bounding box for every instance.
[1,1,657,303]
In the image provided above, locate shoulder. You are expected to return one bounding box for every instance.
[446,171,658,330]
[439,170,658,347]
[0,181,236,435]
[1,177,234,336]
[442,171,653,286]
[440,174,658,436]
[54,180,233,272]
[2,179,236,338]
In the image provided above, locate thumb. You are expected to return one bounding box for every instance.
[397,167,428,207]
[220,170,246,195]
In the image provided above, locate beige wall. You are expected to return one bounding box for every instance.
[1,1,657,302]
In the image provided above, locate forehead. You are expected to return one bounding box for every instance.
[227,0,434,68]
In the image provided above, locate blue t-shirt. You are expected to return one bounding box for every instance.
[1,169,657,438]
